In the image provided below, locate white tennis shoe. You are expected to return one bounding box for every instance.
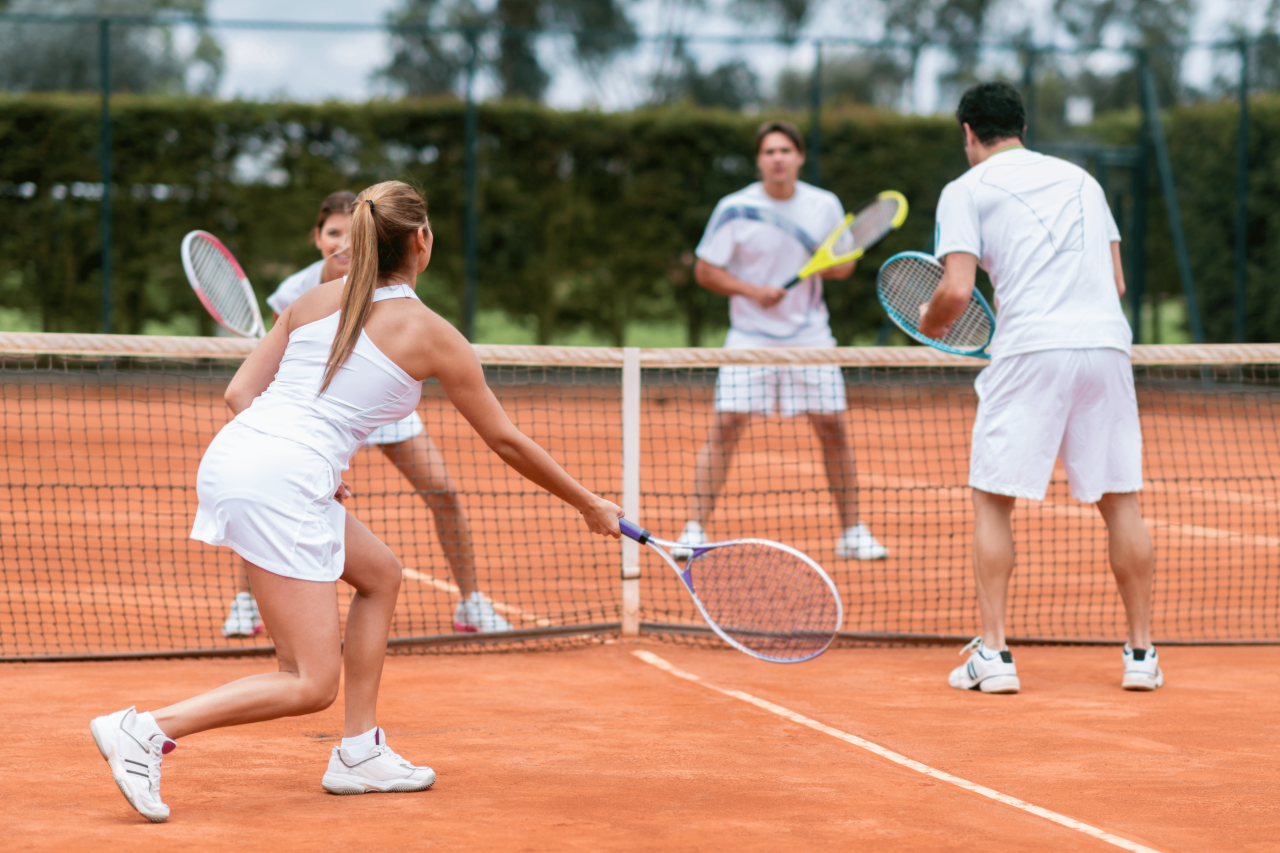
[453,591,513,633]
[949,637,1020,693]
[1121,644,1164,691]
[322,741,437,795]
[671,520,707,560]
[835,523,888,560]
[222,591,263,638]
[89,706,175,823]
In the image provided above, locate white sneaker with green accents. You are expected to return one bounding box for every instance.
[949,637,1021,694]
[1122,644,1164,691]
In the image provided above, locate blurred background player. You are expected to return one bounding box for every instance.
[220,190,512,639]
[919,81,1160,694]
[672,120,887,562]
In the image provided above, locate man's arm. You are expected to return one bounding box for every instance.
[918,253,978,340]
[819,260,855,280]
[695,259,786,309]
[1111,242,1125,298]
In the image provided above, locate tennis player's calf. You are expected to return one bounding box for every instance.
[972,488,1154,651]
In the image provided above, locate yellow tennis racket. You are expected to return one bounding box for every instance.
[782,190,909,289]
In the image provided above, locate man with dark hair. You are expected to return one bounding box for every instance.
[919,82,1160,693]
[672,120,888,562]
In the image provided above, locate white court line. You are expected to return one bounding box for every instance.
[401,567,553,626]
[633,650,1164,853]
[867,474,1280,549]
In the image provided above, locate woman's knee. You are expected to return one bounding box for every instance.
[293,671,341,715]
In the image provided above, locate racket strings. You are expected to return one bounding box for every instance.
[879,256,992,349]
[189,238,255,334]
[848,198,899,250]
[686,542,839,661]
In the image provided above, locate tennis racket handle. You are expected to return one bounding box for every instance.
[618,518,650,544]
[781,276,802,290]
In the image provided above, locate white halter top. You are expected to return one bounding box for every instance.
[235,283,424,471]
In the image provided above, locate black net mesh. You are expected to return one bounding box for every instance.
[2,341,1279,660]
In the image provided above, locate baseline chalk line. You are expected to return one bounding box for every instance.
[633,650,1163,853]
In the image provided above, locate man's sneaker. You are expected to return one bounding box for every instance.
[89,707,175,823]
[835,523,888,560]
[222,591,263,638]
[322,740,436,795]
[1122,644,1164,691]
[453,591,513,633]
[671,520,707,560]
[949,637,1020,693]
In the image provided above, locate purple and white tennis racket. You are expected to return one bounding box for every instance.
[620,519,843,663]
[181,230,265,339]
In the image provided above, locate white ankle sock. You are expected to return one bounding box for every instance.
[135,711,168,740]
[341,726,383,756]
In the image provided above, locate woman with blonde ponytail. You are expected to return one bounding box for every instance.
[89,180,623,823]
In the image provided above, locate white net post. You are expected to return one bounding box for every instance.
[620,346,642,637]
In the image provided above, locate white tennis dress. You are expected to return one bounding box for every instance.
[269,262,425,446]
[191,284,423,581]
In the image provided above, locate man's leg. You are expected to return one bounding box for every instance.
[971,488,1018,650]
[688,411,752,524]
[1095,492,1154,649]
[807,412,858,529]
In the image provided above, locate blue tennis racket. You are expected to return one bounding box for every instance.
[619,519,842,664]
[876,251,995,358]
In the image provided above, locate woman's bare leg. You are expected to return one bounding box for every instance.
[380,434,478,596]
[152,568,342,739]
[153,514,402,740]
[336,513,403,736]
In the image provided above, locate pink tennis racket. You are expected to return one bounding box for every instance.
[180,230,265,339]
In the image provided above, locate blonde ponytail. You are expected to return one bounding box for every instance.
[320,181,429,393]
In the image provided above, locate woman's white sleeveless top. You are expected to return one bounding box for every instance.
[235,283,423,472]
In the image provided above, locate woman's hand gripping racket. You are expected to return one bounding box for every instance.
[619,519,843,663]
[782,190,909,290]
[181,230,265,339]
[876,251,995,357]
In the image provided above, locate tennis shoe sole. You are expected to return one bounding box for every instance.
[321,773,437,795]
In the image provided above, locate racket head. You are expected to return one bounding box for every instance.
[876,250,994,357]
[793,189,910,282]
[181,230,265,339]
[669,537,843,663]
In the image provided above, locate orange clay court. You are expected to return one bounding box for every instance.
[2,340,1279,850]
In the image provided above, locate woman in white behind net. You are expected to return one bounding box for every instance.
[89,180,622,823]
[221,189,514,639]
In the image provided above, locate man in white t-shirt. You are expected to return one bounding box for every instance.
[919,81,1160,693]
[672,121,887,562]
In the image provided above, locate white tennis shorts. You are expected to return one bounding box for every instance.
[970,348,1143,503]
[191,421,347,582]
[363,410,425,446]
[714,364,847,416]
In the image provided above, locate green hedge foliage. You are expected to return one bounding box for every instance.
[0,94,1271,344]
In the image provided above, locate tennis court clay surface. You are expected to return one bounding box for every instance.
[5,642,1276,852]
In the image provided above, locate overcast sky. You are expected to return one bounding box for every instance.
[204,0,1263,111]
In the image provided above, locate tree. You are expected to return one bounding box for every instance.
[0,0,223,95]
[378,0,637,101]
[651,39,761,111]
[772,52,912,111]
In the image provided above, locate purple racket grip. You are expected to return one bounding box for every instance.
[619,518,650,544]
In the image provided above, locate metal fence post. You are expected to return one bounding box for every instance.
[1021,47,1036,146]
[1130,52,1150,343]
[1235,40,1250,343]
[99,17,113,334]
[1140,56,1205,344]
[808,41,822,187]
[462,30,480,342]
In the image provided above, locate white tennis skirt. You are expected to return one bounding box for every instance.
[190,421,347,582]
[363,410,425,446]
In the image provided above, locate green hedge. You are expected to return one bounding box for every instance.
[1,94,1273,344]
[0,95,962,344]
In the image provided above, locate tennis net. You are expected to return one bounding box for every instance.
[2,332,1279,660]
